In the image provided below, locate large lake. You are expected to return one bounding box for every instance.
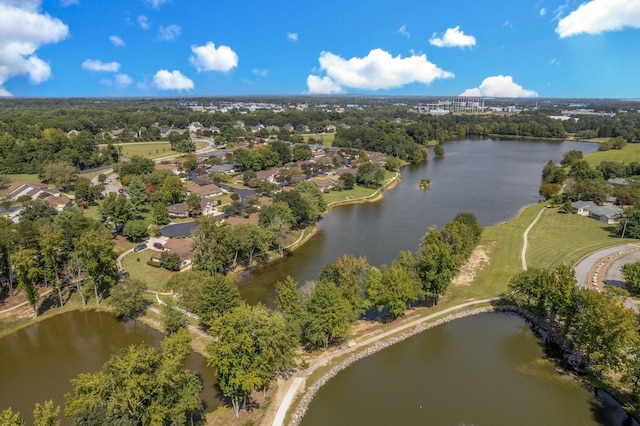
[238,138,599,305]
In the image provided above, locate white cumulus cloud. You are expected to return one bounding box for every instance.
[460,75,538,97]
[146,0,170,9]
[157,24,181,41]
[429,26,476,48]
[152,69,193,90]
[115,73,133,87]
[556,0,640,37]
[306,49,453,93]
[287,32,298,41]
[540,8,547,17]
[138,15,150,30]
[109,35,125,46]
[307,75,343,94]
[0,1,69,95]
[81,59,120,72]
[189,41,238,72]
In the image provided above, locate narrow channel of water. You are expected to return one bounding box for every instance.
[301,313,635,426]
[0,310,220,424]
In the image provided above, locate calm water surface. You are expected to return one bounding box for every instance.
[0,310,220,424]
[239,138,599,306]
[301,313,634,426]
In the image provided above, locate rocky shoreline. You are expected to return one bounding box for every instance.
[289,304,587,426]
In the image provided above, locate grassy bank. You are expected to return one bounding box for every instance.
[583,143,640,167]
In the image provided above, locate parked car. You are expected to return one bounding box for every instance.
[133,243,147,252]
[153,242,164,250]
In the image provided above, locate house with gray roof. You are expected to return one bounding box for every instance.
[572,201,623,224]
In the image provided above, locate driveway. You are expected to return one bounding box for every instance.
[161,221,197,238]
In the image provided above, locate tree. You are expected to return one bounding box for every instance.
[356,162,385,187]
[0,408,23,425]
[192,216,236,275]
[175,139,196,154]
[41,161,77,191]
[159,175,186,204]
[433,144,445,158]
[108,278,148,318]
[20,199,57,223]
[186,193,202,216]
[127,176,148,212]
[75,228,118,305]
[99,193,134,231]
[384,156,403,172]
[275,275,304,342]
[292,143,312,161]
[303,280,353,348]
[622,261,640,294]
[74,179,97,206]
[198,274,241,323]
[319,254,370,318]
[0,217,16,292]
[11,248,41,317]
[159,251,181,271]
[339,172,356,190]
[33,400,60,426]
[39,223,64,307]
[570,290,639,376]
[207,303,296,416]
[161,302,185,335]
[152,202,170,225]
[366,260,422,319]
[416,226,457,304]
[65,329,203,424]
[122,220,148,242]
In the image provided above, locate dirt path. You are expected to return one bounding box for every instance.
[521,207,545,270]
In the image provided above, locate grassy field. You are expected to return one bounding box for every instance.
[121,251,175,292]
[526,206,624,269]
[323,185,378,205]
[583,143,640,167]
[6,173,41,184]
[303,133,335,146]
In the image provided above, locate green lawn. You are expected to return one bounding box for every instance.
[303,133,335,146]
[323,185,378,205]
[583,143,640,167]
[526,207,628,268]
[6,174,41,184]
[121,251,176,292]
[119,142,173,159]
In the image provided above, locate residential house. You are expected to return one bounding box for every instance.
[185,183,225,198]
[167,202,190,219]
[151,238,194,269]
[8,183,60,201]
[572,201,623,224]
[0,206,23,223]
[255,168,280,183]
[188,122,204,133]
[45,195,72,212]
[312,177,336,192]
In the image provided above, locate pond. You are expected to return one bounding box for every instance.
[0,310,220,424]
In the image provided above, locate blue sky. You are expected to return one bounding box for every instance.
[1,0,639,98]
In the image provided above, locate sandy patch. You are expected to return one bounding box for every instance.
[452,245,490,286]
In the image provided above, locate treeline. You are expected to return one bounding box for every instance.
[0,207,119,317]
[507,265,640,415]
